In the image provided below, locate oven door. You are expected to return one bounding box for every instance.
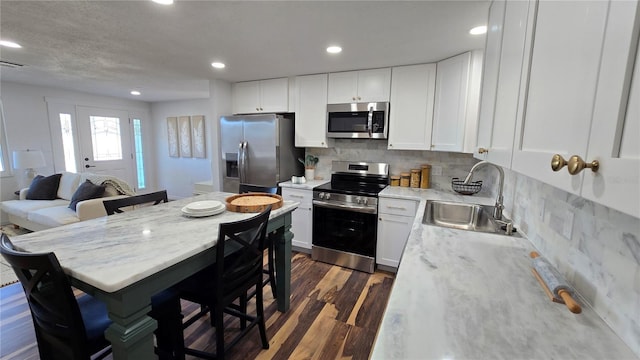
[312,200,377,257]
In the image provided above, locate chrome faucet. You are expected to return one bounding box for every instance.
[463,161,505,220]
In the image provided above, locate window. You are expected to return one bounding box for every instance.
[132,118,146,189]
[59,113,77,172]
[89,116,122,161]
[0,99,11,177]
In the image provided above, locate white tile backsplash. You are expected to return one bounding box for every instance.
[307,141,640,357]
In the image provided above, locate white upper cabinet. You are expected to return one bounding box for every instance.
[294,74,333,148]
[387,64,437,150]
[431,51,483,153]
[327,68,391,103]
[581,1,640,218]
[232,78,289,114]
[511,0,640,218]
[476,0,531,168]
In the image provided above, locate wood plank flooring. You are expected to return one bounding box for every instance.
[0,252,395,360]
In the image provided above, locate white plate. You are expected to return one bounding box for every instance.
[181,203,226,217]
[184,200,222,213]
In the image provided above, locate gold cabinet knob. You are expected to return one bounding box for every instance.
[551,154,567,172]
[478,147,489,154]
[567,155,599,175]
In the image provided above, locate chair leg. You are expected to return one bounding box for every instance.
[267,235,277,299]
[239,294,247,330]
[215,304,226,360]
[256,281,269,350]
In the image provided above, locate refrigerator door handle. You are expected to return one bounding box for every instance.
[238,142,245,183]
[240,141,248,184]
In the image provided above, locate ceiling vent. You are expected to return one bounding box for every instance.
[0,60,24,68]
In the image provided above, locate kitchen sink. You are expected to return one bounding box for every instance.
[422,200,520,237]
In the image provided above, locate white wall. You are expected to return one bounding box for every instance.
[0,81,152,223]
[150,79,231,199]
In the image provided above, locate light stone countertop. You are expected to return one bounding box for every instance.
[279,179,329,190]
[372,186,637,359]
[10,192,299,293]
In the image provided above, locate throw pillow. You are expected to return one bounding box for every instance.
[26,174,63,200]
[68,180,106,211]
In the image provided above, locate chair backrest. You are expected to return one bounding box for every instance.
[215,206,272,301]
[0,234,95,359]
[103,190,168,215]
[239,183,279,195]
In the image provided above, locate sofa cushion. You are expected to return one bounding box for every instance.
[26,174,62,200]
[57,172,81,200]
[69,180,106,211]
[27,206,80,228]
[1,199,70,218]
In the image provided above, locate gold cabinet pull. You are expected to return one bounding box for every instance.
[567,155,599,175]
[478,147,489,154]
[551,154,567,172]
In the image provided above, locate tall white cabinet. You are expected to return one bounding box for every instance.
[294,74,333,148]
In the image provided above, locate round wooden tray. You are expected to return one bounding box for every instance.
[225,193,283,213]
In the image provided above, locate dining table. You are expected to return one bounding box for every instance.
[10,191,298,360]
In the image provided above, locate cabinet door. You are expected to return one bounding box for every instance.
[511,0,609,194]
[432,52,471,152]
[328,71,359,103]
[295,74,332,148]
[485,0,531,168]
[259,78,289,113]
[582,1,640,218]
[388,64,436,150]
[282,188,313,250]
[232,81,260,114]
[377,213,413,268]
[357,68,391,102]
[476,0,506,159]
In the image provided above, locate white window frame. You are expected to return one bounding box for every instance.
[0,99,12,178]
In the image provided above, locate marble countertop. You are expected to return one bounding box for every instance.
[279,179,329,190]
[372,187,637,359]
[10,192,299,293]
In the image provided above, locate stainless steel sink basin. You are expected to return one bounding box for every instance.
[422,200,520,237]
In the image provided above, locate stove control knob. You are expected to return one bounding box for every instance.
[356,197,363,204]
[325,193,331,200]
[319,192,325,199]
[362,198,368,205]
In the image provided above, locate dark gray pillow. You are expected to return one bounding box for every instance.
[69,180,106,211]
[26,174,62,200]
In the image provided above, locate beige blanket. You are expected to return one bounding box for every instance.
[82,174,136,196]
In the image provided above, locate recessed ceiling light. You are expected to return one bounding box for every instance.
[152,0,173,5]
[211,62,226,69]
[326,46,342,54]
[469,26,487,35]
[0,40,22,48]
[130,90,141,96]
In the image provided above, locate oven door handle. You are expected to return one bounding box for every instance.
[313,200,377,214]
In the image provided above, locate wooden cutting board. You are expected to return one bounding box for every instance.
[225,193,283,213]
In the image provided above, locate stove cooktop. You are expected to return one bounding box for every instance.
[313,179,387,197]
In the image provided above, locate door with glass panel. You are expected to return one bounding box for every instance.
[75,106,134,186]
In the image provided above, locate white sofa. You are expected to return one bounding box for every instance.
[1,172,130,231]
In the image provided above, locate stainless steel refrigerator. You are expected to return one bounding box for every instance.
[220,113,304,193]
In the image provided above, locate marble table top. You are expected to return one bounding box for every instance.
[10,192,298,293]
[372,187,637,359]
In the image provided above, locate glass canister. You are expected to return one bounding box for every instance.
[400,172,410,187]
[420,164,432,189]
[390,175,400,186]
[410,169,421,188]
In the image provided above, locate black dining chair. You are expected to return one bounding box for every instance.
[103,190,168,215]
[239,183,278,299]
[175,206,272,359]
[0,233,112,360]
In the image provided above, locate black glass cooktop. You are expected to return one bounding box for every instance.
[314,173,388,197]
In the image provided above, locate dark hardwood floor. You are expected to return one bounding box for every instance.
[0,252,395,360]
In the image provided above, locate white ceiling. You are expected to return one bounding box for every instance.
[0,0,490,103]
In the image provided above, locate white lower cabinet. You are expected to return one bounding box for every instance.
[376,197,418,269]
[281,187,313,251]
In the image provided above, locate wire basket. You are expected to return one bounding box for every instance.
[451,178,482,195]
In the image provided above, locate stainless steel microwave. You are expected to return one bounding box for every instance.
[327,102,389,139]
